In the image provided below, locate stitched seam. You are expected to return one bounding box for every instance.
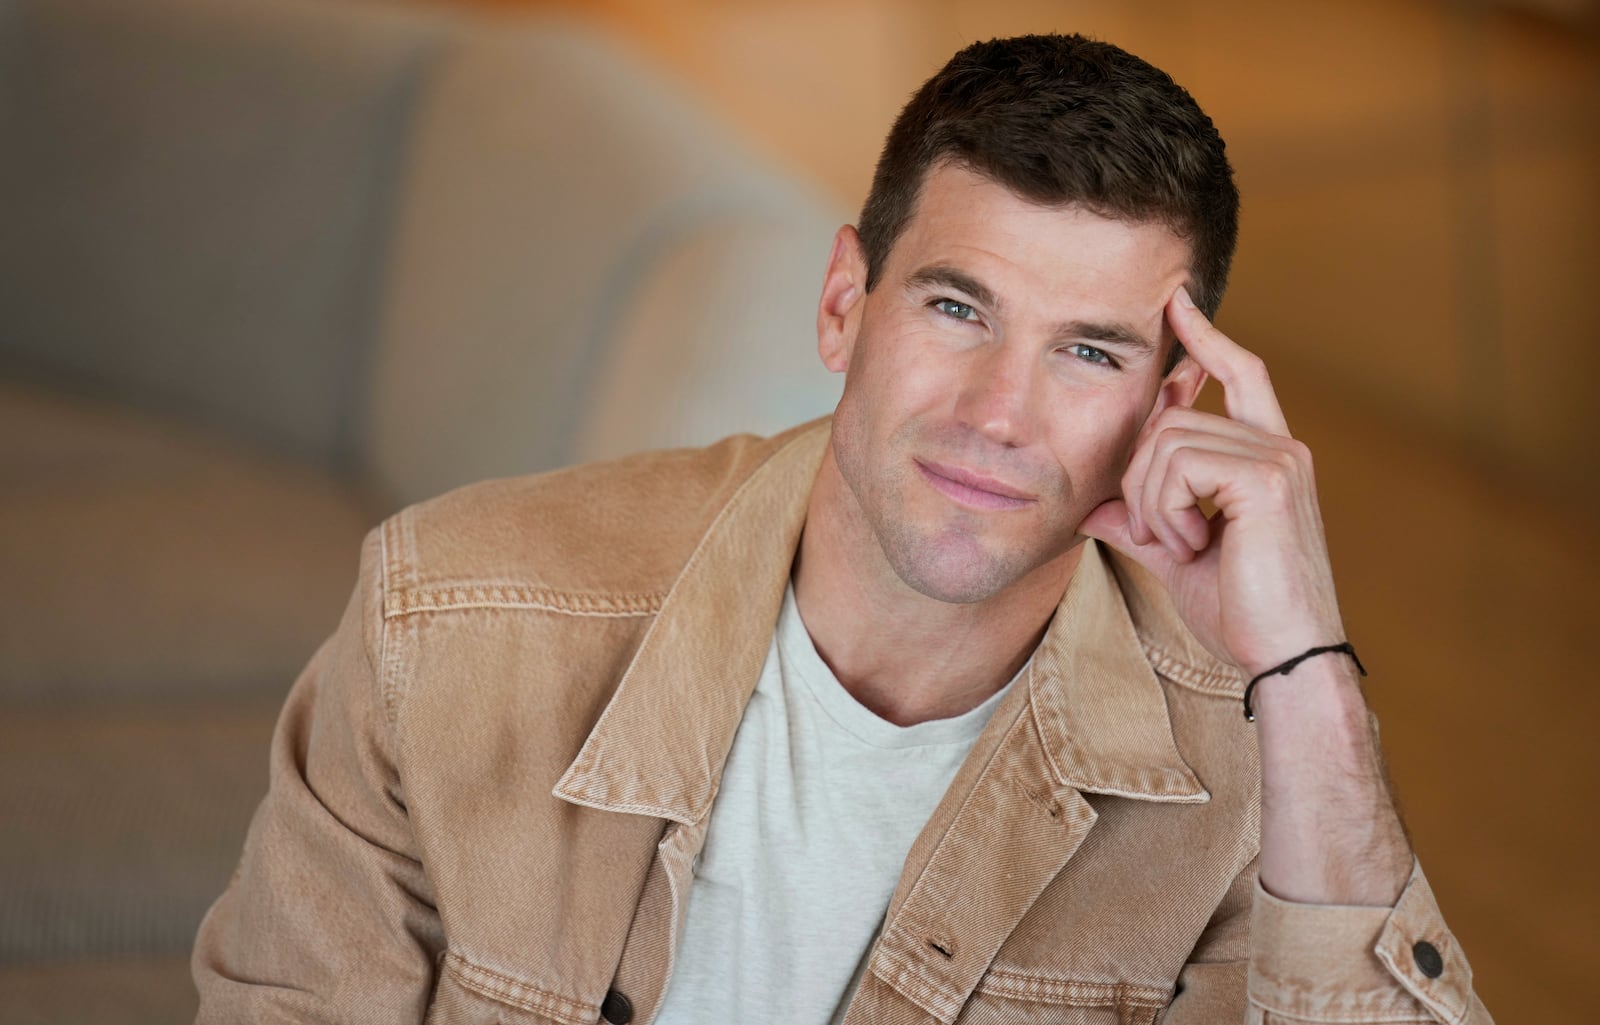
[375,524,391,722]
[377,521,404,725]
[384,585,666,619]
[871,942,961,1022]
[976,970,1170,1007]
[1249,1001,1436,1024]
[1142,640,1244,697]
[444,952,597,1025]
[1374,940,1470,1025]
[552,788,695,824]
[1066,781,1210,803]
[1253,970,1441,1025]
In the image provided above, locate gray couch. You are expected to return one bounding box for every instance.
[0,0,843,1019]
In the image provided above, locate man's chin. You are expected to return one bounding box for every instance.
[882,538,1028,606]
[879,520,1090,605]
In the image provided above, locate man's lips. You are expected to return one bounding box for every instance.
[915,459,1035,511]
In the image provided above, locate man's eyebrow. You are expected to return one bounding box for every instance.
[905,264,1000,311]
[1062,319,1157,353]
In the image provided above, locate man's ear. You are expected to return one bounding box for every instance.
[817,225,867,373]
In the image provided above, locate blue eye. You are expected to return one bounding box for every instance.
[933,298,977,321]
[1068,344,1115,367]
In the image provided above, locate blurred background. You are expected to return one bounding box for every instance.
[0,0,1594,1021]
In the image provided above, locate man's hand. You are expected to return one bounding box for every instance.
[1081,286,1413,907]
[1078,286,1344,679]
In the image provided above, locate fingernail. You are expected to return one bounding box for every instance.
[1175,286,1196,309]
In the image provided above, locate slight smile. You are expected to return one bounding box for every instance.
[915,460,1035,512]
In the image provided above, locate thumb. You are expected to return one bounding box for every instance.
[1079,499,1175,579]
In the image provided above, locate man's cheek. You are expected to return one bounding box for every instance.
[1052,407,1144,486]
[1111,404,1158,473]
[1076,436,1141,506]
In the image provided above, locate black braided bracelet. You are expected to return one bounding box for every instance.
[1242,642,1367,722]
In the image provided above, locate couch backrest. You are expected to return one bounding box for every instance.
[0,0,844,498]
[363,20,844,506]
[0,0,454,464]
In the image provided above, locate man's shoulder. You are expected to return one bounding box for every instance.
[381,423,820,604]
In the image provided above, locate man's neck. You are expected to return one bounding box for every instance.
[792,448,1080,727]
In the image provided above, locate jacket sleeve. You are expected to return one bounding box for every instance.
[1245,858,1493,1024]
[1160,858,1495,1025]
[191,526,444,1024]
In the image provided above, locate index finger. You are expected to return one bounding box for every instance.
[1169,286,1290,437]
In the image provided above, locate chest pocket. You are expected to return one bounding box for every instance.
[954,973,1169,1025]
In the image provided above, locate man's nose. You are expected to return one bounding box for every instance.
[953,342,1037,447]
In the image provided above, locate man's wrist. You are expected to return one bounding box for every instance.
[1243,642,1366,721]
[1248,652,1368,731]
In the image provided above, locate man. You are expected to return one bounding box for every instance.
[194,34,1492,1025]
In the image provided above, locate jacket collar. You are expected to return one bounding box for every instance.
[555,420,1207,822]
[553,422,826,823]
[1029,543,1207,802]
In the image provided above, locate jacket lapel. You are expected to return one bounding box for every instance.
[553,421,830,824]
[1031,542,1210,804]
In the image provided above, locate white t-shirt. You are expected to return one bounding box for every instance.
[652,585,1021,1024]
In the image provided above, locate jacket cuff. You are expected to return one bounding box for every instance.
[1248,859,1474,1023]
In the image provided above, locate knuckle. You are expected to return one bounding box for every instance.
[1166,443,1198,471]
[1223,352,1269,391]
[1160,405,1199,428]
[1161,469,1196,506]
[1259,458,1297,502]
[1144,409,1181,443]
[1156,424,1203,456]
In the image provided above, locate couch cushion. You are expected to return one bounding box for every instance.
[0,694,282,961]
[0,380,374,700]
[0,954,198,1025]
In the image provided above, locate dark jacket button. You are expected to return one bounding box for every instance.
[1413,940,1444,979]
[600,989,634,1024]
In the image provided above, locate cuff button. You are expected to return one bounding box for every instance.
[1413,940,1444,979]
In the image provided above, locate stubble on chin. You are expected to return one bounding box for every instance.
[842,422,1074,606]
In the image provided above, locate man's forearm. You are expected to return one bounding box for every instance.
[1251,656,1413,907]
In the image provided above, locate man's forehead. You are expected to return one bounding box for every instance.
[892,169,1188,291]
[891,162,1194,280]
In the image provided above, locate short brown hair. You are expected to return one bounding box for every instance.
[858,34,1238,362]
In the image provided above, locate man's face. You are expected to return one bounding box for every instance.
[817,162,1203,604]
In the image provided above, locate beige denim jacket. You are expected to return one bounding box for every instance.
[193,420,1492,1025]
